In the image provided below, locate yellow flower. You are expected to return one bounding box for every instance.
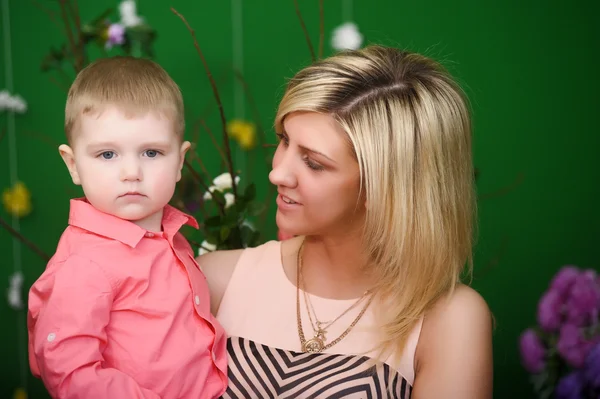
[13,388,27,399]
[2,181,32,218]
[227,120,256,150]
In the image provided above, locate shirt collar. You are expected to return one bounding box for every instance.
[68,198,199,248]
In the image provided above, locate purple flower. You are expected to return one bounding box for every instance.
[185,200,200,213]
[106,23,125,49]
[565,270,600,326]
[538,289,563,332]
[550,266,581,297]
[557,324,595,368]
[555,371,584,399]
[584,343,600,389]
[519,329,546,373]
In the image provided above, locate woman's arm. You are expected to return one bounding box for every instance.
[412,285,494,399]
[196,249,244,315]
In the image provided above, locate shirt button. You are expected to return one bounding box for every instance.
[145,232,154,238]
[47,333,56,342]
[194,295,200,305]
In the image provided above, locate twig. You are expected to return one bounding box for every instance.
[187,148,212,184]
[318,0,324,59]
[48,76,70,93]
[480,173,525,200]
[31,0,64,33]
[69,0,86,68]
[293,0,316,61]
[474,236,510,280]
[197,119,228,167]
[0,217,51,262]
[184,159,225,215]
[171,7,238,197]
[58,0,80,73]
[232,69,268,147]
[23,130,61,149]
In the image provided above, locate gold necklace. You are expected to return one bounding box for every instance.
[296,241,374,353]
[301,269,370,342]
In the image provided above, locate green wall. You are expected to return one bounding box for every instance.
[1,0,598,398]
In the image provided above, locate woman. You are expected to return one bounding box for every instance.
[199,45,493,398]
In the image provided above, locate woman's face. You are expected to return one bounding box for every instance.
[269,111,364,237]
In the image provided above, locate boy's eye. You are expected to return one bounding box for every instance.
[145,150,158,158]
[100,151,115,160]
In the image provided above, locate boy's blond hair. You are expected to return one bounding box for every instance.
[65,56,184,143]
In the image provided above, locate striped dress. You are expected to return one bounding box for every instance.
[216,241,422,399]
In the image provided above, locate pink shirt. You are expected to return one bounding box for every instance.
[28,198,228,399]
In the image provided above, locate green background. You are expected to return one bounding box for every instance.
[1,0,598,398]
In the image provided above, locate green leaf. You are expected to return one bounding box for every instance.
[211,189,226,206]
[220,226,231,241]
[204,231,219,245]
[244,183,256,202]
[247,202,266,216]
[204,215,222,227]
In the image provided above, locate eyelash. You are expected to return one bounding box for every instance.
[276,133,325,172]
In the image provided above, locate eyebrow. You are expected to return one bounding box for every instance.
[86,141,173,149]
[298,144,337,164]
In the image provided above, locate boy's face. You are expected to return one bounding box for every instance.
[59,106,190,232]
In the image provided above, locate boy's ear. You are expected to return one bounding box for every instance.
[58,144,81,185]
[177,141,192,182]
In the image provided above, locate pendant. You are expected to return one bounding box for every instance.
[302,330,326,353]
[303,336,324,353]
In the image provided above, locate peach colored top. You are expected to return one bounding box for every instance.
[217,240,422,399]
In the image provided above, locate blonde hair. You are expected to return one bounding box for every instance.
[65,56,184,142]
[276,45,475,360]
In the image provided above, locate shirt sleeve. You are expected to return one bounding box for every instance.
[28,254,161,399]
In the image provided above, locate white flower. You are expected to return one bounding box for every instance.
[331,22,363,51]
[7,271,24,310]
[212,172,241,191]
[119,0,143,27]
[198,240,217,256]
[224,193,235,209]
[0,90,27,113]
[203,186,217,201]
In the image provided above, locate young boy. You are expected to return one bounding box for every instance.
[27,56,227,398]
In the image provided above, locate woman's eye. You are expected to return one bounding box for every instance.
[304,158,325,171]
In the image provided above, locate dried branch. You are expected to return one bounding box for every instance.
[293,0,316,61]
[31,0,64,33]
[480,172,525,200]
[171,7,238,197]
[232,69,268,147]
[69,0,86,68]
[318,0,324,59]
[0,217,51,262]
[184,159,225,215]
[58,0,80,73]
[187,148,212,184]
[197,119,228,167]
[48,76,70,93]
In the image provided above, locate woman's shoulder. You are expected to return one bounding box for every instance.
[196,240,285,314]
[413,284,493,397]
